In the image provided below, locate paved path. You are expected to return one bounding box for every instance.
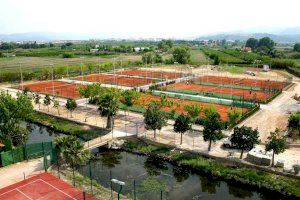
[1,81,299,176]
[239,78,300,142]
[0,158,44,189]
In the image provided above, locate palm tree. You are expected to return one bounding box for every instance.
[55,136,91,184]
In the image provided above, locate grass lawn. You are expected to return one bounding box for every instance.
[26,111,110,141]
[0,54,141,73]
[219,65,248,74]
[190,49,209,65]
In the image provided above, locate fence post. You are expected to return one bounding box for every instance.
[72,164,75,187]
[160,190,163,200]
[133,180,136,200]
[57,160,60,179]
[11,150,15,164]
[135,123,138,137]
[89,161,93,195]
[42,142,45,157]
[110,170,113,199]
[83,191,86,200]
[24,143,28,161]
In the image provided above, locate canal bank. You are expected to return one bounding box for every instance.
[24,112,300,199]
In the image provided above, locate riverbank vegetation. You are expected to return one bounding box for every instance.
[0,92,33,151]
[123,138,300,198]
[26,111,109,141]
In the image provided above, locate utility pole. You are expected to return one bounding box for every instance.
[19,62,24,90]
[51,64,54,96]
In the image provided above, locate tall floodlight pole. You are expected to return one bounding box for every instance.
[111,179,125,200]
[19,62,24,90]
[113,57,116,86]
[51,64,54,96]
[98,57,100,74]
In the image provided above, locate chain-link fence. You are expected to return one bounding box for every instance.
[0,141,58,167]
[52,160,168,200]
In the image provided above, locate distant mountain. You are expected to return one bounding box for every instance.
[279,27,300,35]
[195,33,300,43]
[1,29,300,43]
[0,32,119,42]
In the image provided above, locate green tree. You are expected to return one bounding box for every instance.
[174,114,192,145]
[288,113,300,136]
[78,85,93,107]
[142,52,154,64]
[120,90,140,113]
[265,129,287,166]
[184,104,202,122]
[213,55,220,65]
[55,136,91,177]
[0,92,33,147]
[230,126,260,158]
[203,107,223,151]
[154,53,163,63]
[34,93,41,110]
[158,39,173,51]
[43,94,51,112]
[227,109,242,128]
[258,37,275,50]
[52,97,60,115]
[78,83,103,103]
[294,43,300,52]
[172,47,191,64]
[144,103,167,139]
[245,38,258,51]
[65,98,77,118]
[97,88,121,129]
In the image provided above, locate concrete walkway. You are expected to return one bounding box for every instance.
[0,82,299,177]
[0,158,44,189]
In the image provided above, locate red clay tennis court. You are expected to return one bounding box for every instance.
[116,69,183,79]
[0,172,94,200]
[195,76,287,90]
[164,82,272,102]
[20,81,84,99]
[73,73,155,87]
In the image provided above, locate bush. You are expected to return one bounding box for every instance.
[291,53,300,59]
[271,59,295,69]
[62,52,74,58]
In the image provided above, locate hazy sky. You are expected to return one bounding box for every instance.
[0,0,299,38]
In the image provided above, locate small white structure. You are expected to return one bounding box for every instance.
[90,49,99,53]
[263,65,270,72]
[246,148,272,166]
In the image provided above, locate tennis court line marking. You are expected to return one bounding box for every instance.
[39,179,77,200]
[0,179,40,197]
[0,178,78,200]
[16,188,33,200]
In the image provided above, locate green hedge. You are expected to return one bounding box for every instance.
[265,90,282,104]
[286,67,300,77]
